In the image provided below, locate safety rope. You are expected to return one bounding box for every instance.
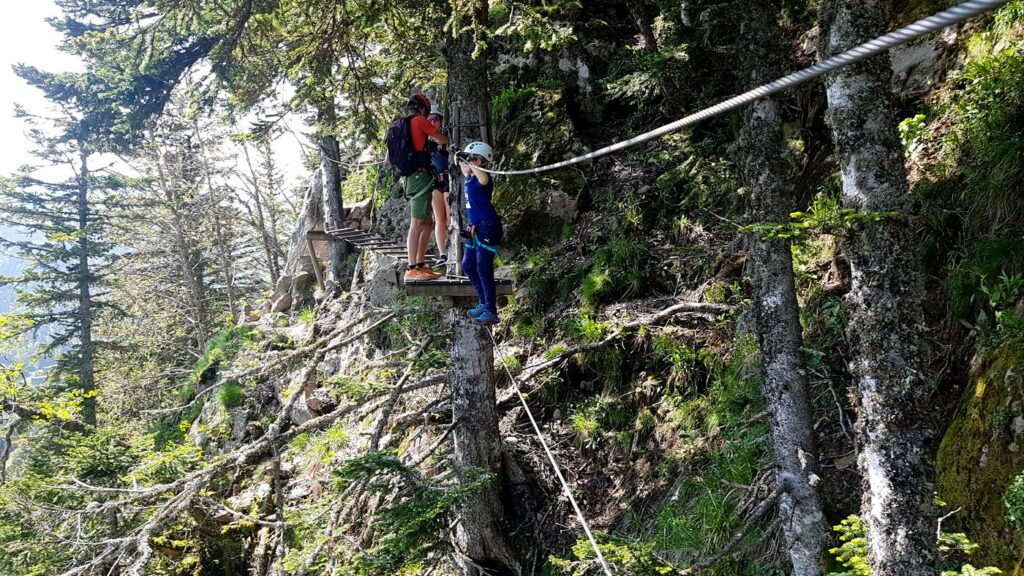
[486,329,614,576]
[478,0,1009,176]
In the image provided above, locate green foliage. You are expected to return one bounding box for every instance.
[218,381,245,409]
[298,307,317,327]
[954,270,1024,346]
[183,326,258,400]
[828,514,1003,575]
[582,233,659,306]
[604,45,691,112]
[334,451,490,575]
[492,86,537,121]
[567,395,630,450]
[915,2,1024,351]
[899,113,929,151]
[829,516,869,576]
[1003,471,1024,528]
[327,375,384,401]
[549,537,677,575]
[744,192,902,241]
[650,337,771,570]
[492,1,580,52]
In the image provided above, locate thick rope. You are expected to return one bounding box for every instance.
[478,0,1008,176]
[486,329,614,576]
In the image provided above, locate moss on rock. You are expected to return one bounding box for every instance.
[491,87,586,249]
[937,341,1024,570]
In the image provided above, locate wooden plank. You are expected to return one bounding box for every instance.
[404,278,513,298]
[351,240,398,247]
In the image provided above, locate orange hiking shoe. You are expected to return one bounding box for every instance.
[419,268,444,280]
[404,267,430,281]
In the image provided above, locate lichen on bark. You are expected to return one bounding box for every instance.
[820,1,938,574]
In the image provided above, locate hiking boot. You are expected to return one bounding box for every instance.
[467,304,487,318]
[418,268,444,280]
[474,311,500,325]
[435,254,448,266]
[404,268,434,281]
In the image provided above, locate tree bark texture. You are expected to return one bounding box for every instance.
[76,145,97,427]
[319,134,346,290]
[449,313,521,576]
[737,3,827,574]
[820,1,937,573]
[443,2,490,274]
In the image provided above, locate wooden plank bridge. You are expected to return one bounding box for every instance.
[306,227,513,299]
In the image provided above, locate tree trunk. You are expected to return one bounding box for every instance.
[820,1,937,573]
[629,0,659,52]
[443,0,490,274]
[318,134,347,291]
[737,4,827,574]
[241,143,281,284]
[76,145,97,427]
[155,147,211,349]
[449,313,521,576]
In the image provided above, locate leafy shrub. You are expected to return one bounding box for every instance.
[334,451,489,575]
[582,233,659,306]
[828,513,1002,575]
[218,381,244,409]
[549,537,677,575]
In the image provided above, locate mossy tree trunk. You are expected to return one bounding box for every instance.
[449,313,521,576]
[820,1,937,573]
[738,3,827,574]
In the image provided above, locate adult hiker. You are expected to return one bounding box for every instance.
[388,92,449,281]
[458,141,503,325]
[427,109,451,268]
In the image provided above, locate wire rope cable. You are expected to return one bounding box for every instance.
[486,328,614,576]
[479,0,1009,176]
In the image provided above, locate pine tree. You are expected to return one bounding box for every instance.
[0,69,122,427]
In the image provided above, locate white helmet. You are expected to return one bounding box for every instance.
[463,141,493,163]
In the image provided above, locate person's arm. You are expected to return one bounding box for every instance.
[430,131,449,145]
[467,162,489,186]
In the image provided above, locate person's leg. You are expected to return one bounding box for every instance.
[416,218,432,265]
[406,218,419,270]
[431,190,448,259]
[407,173,434,268]
[477,245,498,314]
[461,243,485,307]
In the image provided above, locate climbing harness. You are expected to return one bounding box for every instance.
[478,0,1009,176]
[487,329,614,576]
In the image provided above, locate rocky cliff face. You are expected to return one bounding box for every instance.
[938,343,1024,570]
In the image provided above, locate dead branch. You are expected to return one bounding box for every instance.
[499,300,731,406]
[405,421,457,468]
[368,336,434,451]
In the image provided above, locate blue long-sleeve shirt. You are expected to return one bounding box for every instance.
[465,174,498,225]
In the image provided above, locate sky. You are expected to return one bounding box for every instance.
[0,2,83,176]
[0,3,309,320]
[0,2,310,179]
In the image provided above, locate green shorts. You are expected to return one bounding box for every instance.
[402,172,434,221]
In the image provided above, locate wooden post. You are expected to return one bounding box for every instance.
[305,238,326,291]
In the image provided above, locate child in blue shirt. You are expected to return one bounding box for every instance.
[457,141,502,325]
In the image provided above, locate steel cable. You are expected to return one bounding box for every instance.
[478,0,1009,176]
